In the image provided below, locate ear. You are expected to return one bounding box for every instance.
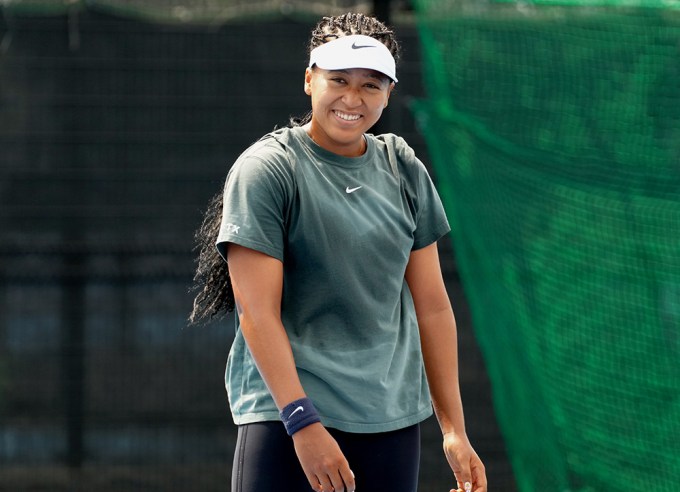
[304,67,313,96]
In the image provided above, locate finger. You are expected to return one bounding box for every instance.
[471,477,487,492]
[329,471,346,492]
[302,470,321,492]
[471,466,487,491]
[316,474,334,492]
[455,464,473,492]
[305,472,326,492]
[338,465,355,492]
[329,466,353,492]
[312,480,323,492]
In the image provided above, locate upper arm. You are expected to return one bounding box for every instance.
[217,145,293,263]
[404,242,452,318]
[227,243,283,320]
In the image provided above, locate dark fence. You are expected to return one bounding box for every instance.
[0,10,515,491]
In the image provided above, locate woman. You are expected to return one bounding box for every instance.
[191,12,487,492]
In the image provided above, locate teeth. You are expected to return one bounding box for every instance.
[335,111,361,121]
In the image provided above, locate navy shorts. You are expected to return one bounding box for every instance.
[231,421,421,492]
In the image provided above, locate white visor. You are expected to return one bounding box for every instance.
[308,34,398,83]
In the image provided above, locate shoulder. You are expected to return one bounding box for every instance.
[235,128,290,166]
[372,133,416,159]
[229,128,295,181]
[369,132,430,179]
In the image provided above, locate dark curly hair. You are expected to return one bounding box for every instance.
[189,12,400,324]
[309,12,400,63]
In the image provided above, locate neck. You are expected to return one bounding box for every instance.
[303,123,367,157]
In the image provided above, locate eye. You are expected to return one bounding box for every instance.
[330,77,347,85]
[364,83,380,90]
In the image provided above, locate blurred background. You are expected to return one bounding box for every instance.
[0,0,678,491]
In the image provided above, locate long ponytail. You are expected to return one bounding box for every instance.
[188,191,234,324]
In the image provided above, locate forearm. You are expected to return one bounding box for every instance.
[227,243,306,411]
[418,308,466,436]
[420,308,487,491]
[239,311,307,410]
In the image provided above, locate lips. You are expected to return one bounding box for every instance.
[333,110,362,121]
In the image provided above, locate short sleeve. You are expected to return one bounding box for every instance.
[411,159,451,250]
[216,140,294,262]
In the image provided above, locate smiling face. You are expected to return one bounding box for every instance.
[304,67,394,157]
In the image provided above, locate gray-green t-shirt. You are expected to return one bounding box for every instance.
[217,125,450,433]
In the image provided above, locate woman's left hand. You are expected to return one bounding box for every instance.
[443,431,487,492]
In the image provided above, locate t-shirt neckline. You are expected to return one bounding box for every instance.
[293,126,374,169]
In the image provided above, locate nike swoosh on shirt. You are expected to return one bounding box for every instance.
[352,42,376,49]
[345,186,362,194]
[288,406,304,418]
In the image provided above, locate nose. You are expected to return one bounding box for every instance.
[341,87,362,108]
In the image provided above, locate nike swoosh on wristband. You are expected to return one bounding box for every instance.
[345,186,362,194]
[288,406,304,418]
[351,42,376,49]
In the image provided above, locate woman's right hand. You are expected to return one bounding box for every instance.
[292,423,355,492]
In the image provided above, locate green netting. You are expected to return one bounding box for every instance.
[413,2,679,491]
[488,0,680,8]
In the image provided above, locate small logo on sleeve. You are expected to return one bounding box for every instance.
[345,186,362,194]
[225,223,240,234]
